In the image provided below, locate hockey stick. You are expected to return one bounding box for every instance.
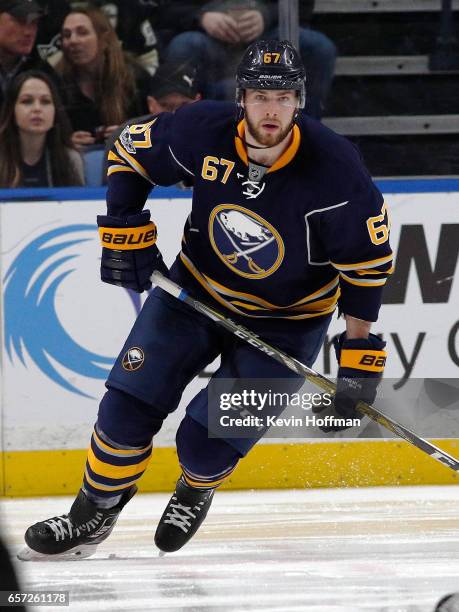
[151,271,459,473]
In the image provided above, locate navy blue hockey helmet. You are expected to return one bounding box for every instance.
[236,40,306,109]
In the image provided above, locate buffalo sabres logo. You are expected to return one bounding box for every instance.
[209,204,284,279]
[122,347,145,371]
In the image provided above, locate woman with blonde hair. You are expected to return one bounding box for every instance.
[0,70,84,188]
[57,6,149,148]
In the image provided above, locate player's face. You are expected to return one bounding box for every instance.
[14,78,55,135]
[0,12,38,57]
[61,13,99,68]
[243,89,298,147]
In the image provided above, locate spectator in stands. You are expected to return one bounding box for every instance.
[95,0,162,75]
[164,0,336,118]
[35,0,71,66]
[103,62,201,186]
[57,6,149,148]
[0,70,84,187]
[0,0,60,107]
[146,61,201,114]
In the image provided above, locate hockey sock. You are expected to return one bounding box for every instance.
[82,425,152,507]
[177,415,241,490]
[180,463,237,490]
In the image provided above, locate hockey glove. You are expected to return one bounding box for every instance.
[314,332,387,432]
[97,210,168,292]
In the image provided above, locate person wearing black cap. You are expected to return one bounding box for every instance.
[102,62,201,186]
[146,62,201,115]
[0,0,60,107]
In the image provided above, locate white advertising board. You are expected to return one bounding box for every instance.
[0,192,458,451]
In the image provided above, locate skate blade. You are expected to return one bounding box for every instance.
[17,543,98,562]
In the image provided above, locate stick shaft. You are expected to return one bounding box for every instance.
[151,271,459,473]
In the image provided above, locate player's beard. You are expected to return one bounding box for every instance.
[245,114,293,148]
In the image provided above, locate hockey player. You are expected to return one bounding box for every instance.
[19,40,392,560]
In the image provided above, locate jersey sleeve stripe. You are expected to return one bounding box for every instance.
[331,253,393,271]
[339,272,388,287]
[115,140,154,183]
[108,151,124,164]
[107,165,137,176]
[355,265,395,276]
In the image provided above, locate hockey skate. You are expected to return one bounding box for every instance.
[154,477,214,553]
[17,485,137,561]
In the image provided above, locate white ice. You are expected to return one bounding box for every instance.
[2,486,459,612]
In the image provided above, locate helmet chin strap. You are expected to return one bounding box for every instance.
[239,137,274,150]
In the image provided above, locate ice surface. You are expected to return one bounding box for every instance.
[2,486,459,612]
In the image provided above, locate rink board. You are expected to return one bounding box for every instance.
[3,440,459,497]
[0,180,458,496]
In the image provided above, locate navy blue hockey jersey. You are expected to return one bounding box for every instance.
[106,101,393,322]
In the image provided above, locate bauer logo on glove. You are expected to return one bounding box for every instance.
[313,332,387,433]
[99,224,157,250]
[97,210,169,293]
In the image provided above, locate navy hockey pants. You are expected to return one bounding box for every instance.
[102,287,332,458]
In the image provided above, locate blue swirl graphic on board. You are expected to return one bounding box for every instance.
[3,225,115,398]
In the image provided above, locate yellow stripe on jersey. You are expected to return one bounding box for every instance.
[180,252,339,319]
[180,252,248,316]
[231,291,339,313]
[339,272,388,287]
[204,274,339,309]
[108,151,124,164]
[107,165,137,176]
[355,266,395,276]
[115,140,153,183]
[284,306,337,320]
[331,253,394,271]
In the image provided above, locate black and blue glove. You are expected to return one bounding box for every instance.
[315,332,387,432]
[97,210,168,292]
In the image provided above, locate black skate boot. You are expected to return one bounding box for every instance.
[17,486,137,561]
[154,477,214,553]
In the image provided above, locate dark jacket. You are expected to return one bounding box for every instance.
[59,58,150,134]
[0,52,62,108]
[151,1,315,35]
